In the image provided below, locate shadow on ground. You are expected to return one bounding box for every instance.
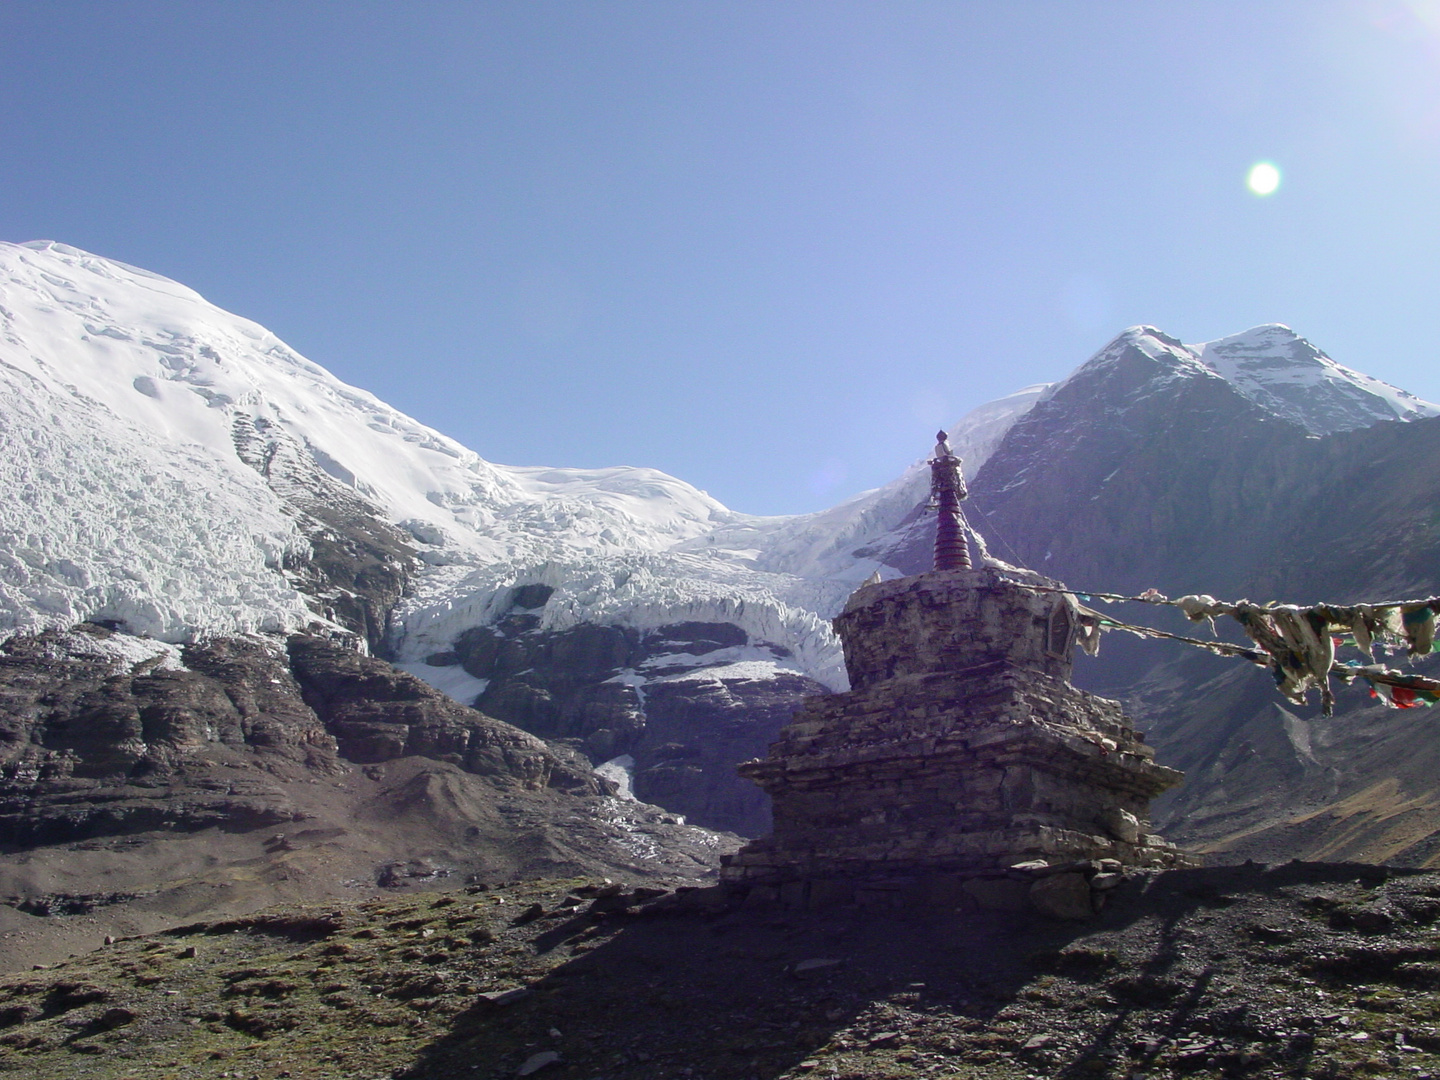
[400,862,1429,1080]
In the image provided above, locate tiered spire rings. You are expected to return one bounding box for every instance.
[929,430,971,572]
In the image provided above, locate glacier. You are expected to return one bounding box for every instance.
[3,240,1436,696]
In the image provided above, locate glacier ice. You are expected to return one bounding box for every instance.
[4,241,1435,700]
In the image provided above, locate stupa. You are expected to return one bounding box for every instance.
[721,433,1190,914]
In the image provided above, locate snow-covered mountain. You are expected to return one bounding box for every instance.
[4,241,1437,696]
[789,324,1440,582]
[1196,323,1437,433]
[0,241,842,687]
[9,239,1440,851]
[1051,324,1438,435]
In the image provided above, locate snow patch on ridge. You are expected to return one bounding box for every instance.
[30,628,188,674]
[594,755,637,800]
[1195,324,1440,433]
[393,661,490,707]
[652,659,796,684]
[1046,324,1438,437]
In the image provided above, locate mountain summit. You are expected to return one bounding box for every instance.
[1040,323,1436,436]
[1196,323,1437,433]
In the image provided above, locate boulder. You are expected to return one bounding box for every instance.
[1029,873,1096,920]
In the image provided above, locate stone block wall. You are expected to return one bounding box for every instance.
[722,568,1193,913]
[833,567,1077,689]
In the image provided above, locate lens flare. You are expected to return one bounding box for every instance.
[1247,161,1281,196]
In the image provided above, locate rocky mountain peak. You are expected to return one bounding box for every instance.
[1195,323,1440,433]
[1044,326,1225,411]
[1032,322,1438,440]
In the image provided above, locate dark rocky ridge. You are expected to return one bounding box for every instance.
[0,623,737,968]
[287,635,598,793]
[435,591,825,836]
[0,625,603,850]
[0,628,331,848]
[232,412,417,654]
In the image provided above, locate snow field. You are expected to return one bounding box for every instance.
[0,359,313,640]
[5,241,1436,702]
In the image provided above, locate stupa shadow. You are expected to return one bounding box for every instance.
[398,898,1084,1079]
[400,862,1332,1080]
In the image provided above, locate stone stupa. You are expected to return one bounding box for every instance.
[720,432,1191,916]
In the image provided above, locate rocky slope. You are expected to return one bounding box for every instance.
[443,593,826,837]
[0,621,614,844]
[0,622,735,964]
[4,862,1440,1079]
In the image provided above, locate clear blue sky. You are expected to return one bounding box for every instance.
[4,1,1439,515]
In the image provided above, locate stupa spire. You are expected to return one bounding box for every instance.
[929,430,970,571]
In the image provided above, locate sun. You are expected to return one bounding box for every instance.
[1247,161,1281,196]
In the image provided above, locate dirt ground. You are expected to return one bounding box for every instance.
[0,757,736,975]
[3,860,1440,1080]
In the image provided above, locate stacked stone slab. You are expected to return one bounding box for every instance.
[721,567,1191,911]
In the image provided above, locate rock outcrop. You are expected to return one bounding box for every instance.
[231,412,418,654]
[287,634,598,793]
[442,594,826,835]
[0,624,601,849]
[0,628,331,847]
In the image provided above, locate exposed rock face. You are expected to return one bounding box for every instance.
[0,625,600,849]
[445,598,825,835]
[232,413,417,654]
[287,634,599,793]
[723,568,1188,907]
[0,628,334,847]
[623,674,813,836]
